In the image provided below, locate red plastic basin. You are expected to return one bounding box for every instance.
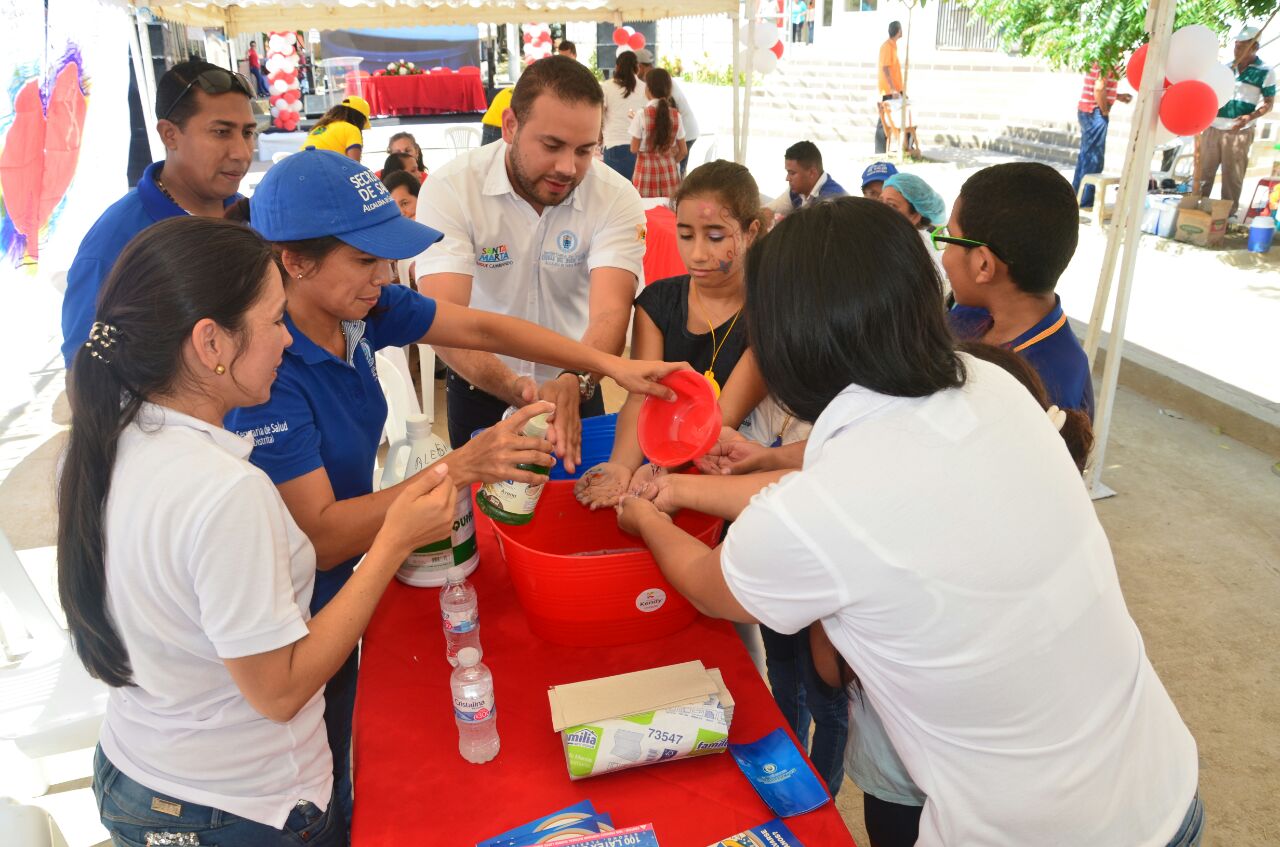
[491,481,724,647]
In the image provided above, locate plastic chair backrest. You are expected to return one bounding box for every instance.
[692,135,718,167]
[374,349,420,449]
[271,150,293,164]
[444,126,481,157]
[0,532,62,645]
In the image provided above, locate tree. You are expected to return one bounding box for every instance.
[963,0,1279,73]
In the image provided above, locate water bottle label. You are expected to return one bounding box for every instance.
[453,694,495,723]
[442,608,477,633]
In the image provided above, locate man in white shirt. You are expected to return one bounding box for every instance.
[635,48,699,172]
[766,140,847,217]
[416,56,645,470]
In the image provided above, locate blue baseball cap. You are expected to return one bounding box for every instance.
[861,161,898,188]
[250,148,442,259]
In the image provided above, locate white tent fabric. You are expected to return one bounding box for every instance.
[143,0,737,33]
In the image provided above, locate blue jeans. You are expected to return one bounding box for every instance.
[603,145,637,181]
[760,625,848,797]
[325,648,359,836]
[481,123,503,146]
[1072,108,1110,207]
[93,746,344,847]
[1165,791,1205,847]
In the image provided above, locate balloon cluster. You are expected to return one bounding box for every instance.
[612,26,647,57]
[737,14,783,75]
[522,24,554,65]
[1126,25,1235,140]
[266,31,303,132]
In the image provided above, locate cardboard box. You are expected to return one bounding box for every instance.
[548,661,734,780]
[1175,196,1232,247]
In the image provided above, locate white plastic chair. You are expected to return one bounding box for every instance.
[271,150,293,164]
[689,135,719,168]
[0,797,69,847]
[444,126,482,158]
[0,533,108,796]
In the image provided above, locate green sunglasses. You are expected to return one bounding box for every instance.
[930,226,1006,262]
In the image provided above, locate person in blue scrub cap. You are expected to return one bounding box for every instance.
[879,172,946,232]
[226,149,684,834]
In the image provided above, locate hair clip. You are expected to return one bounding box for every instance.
[1045,405,1067,432]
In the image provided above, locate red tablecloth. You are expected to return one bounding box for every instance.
[351,71,486,117]
[352,514,857,846]
[643,205,685,286]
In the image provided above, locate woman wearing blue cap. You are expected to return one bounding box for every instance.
[227,149,685,831]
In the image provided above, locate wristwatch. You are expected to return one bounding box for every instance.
[559,370,597,401]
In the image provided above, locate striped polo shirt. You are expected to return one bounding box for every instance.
[1077,64,1118,113]
[1212,57,1276,129]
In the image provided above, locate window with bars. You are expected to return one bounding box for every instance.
[843,0,877,12]
[935,0,1001,52]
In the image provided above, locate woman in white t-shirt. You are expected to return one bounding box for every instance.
[57,217,456,847]
[618,197,1202,847]
[600,51,645,180]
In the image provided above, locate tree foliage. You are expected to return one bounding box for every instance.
[963,0,1279,74]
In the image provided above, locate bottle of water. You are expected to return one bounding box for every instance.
[451,647,499,764]
[440,565,481,667]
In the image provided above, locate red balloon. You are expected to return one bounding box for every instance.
[281,88,301,103]
[537,32,551,45]
[522,32,532,44]
[770,40,784,59]
[1125,43,1148,89]
[612,28,629,46]
[628,32,646,50]
[1160,79,1219,135]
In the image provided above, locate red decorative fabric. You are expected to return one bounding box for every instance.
[632,106,682,198]
[352,514,858,846]
[350,72,487,117]
[642,206,685,286]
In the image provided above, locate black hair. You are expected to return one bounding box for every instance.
[784,140,822,172]
[58,218,277,688]
[956,162,1079,295]
[674,160,767,233]
[889,21,902,37]
[644,69,677,152]
[558,40,577,55]
[156,59,243,129]
[313,104,367,133]
[510,54,604,123]
[382,152,414,176]
[388,131,425,171]
[957,342,1094,471]
[381,169,420,197]
[746,197,963,422]
[613,51,639,96]
[224,197,252,223]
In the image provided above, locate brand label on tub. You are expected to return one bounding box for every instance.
[636,588,667,613]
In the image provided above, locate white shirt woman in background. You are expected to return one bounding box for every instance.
[617,196,1202,847]
[600,50,645,181]
[57,217,455,847]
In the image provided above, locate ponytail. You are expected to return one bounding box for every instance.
[613,52,638,96]
[57,217,275,687]
[646,68,676,152]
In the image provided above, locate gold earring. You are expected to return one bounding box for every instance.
[214,364,226,375]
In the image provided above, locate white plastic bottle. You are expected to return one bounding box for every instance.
[381,414,479,587]
[451,647,499,764]
[440,565,481,667]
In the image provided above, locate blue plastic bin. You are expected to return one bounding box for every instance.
[471,413,618,481]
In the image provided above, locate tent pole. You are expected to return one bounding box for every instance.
[130,7,164,164]
[742,0,757,164]
[732,14,742,162]
[1083,201,1123,368]
[507,22,522,84]
[1085,0,1176,497]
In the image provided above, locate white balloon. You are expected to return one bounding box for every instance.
[754,47,778,75]
[624,26,635,35]
[272,78,288,94]
[282,31,297,44]
[290,99,304,112]
[266,57,283,73]
[754,25,778,50]
[1166,24,1219,84]
[1201,61,1235,107]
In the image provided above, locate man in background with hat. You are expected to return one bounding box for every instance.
[60,59,255,369]
[860,160,898,200]
[635,48,699,172]
[1197,25,1275,218]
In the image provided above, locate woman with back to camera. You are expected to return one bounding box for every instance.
[58,217,454,847]
[620,196,1203,847]
[600,51,645,180]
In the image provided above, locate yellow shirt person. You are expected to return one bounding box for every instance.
[301,95,371,160]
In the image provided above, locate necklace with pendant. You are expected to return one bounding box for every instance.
[690,281,742,399]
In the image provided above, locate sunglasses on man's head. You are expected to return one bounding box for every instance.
[930,225,1007,263]
[160,69,254,121]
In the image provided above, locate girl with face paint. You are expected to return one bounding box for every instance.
[575,160,767,510]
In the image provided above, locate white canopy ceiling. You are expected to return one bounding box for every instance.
[140,0,737,33]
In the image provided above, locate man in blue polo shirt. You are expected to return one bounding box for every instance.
[766,140,847,218]
[937,162,1094,417]
[60,60,255,367]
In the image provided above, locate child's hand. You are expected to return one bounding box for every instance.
[574,462,631,510]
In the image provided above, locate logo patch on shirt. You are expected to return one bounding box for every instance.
[556,229,578,252]
[477,244,513,268]
[636,224,647,243]
[239,421,289,446]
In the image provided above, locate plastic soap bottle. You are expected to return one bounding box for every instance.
[451,646,500,764]
[440,565,481,667]
[381,413,479,587]
[475,412,552,525]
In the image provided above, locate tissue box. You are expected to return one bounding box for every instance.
[548,661,734,780]
[1175,196,1233,247]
